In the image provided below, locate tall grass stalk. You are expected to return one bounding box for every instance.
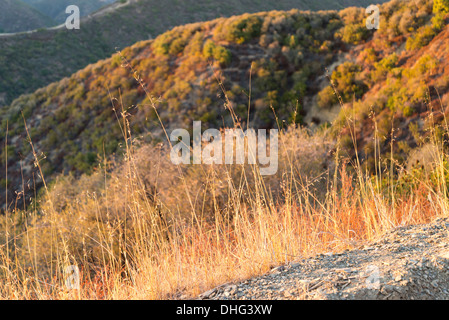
[0,60,448,299]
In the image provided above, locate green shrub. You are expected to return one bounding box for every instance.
[412,54,438,76]
[223,16,263,44]
[202,40,215,58]
[370,53,399,82]
[337,23,369,45]
[152,30,188,56]
[325,62,367,103]
[431,13,445,31]
[406,25,437,50]
[434,0,449,14]
[317,86,338,109]
[169,37,187,55]
[202,40,231,66]
[361,48,378,65]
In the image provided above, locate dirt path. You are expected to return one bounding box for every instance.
[199,217,449,300]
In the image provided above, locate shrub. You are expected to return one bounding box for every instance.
[202,40,215,58]
[265,90,279,108]
[169,37,187,55]
[202,40,231,66]
[152,29,189,56]
[413,54,439,76]
[431,13,446,31]
[223,16,263,44]
[317,86,338,109]
[213,46,231,66]
[434,0,449,14]
[360,48,378,65]
[377,53,399,71]
[330,62,367,101]
[371,53,399,82]
[406,25,437,50]
[337,23,369,45]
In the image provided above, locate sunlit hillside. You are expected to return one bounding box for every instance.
[1,0,449,300]
[0,0,389,106]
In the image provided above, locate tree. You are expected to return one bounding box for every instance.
[434,0,449,14]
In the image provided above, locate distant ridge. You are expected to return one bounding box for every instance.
[21,0,117,23]
[0,0,389,105]
[0,0,54,33]
[2,0,446,206]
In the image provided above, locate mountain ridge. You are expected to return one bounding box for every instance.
[0,0,389,106]
[1,0,448,209]
[0,0,54,33]
[21,0,117,23]
[2,0,449,300]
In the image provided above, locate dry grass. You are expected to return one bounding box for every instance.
[1,61,449,300]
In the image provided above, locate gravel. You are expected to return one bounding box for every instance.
[198,217,449,300]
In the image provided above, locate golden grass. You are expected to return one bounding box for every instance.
[1,58,448,300]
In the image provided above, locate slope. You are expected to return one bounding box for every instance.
[21,0,117,23]
[0,0,54,33]
[201,217,449,300]
[324,0,449,174]
[0,8,349,206]
[0,0,389,106]
[2,0,448,208]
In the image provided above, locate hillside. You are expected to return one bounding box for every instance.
[21,0,117,23]
[1,0,448,205]
[0,0,389,106]
[0,9,349,204]
[328,0,449,174]
[2,0,449,300]
[0,0,54,33]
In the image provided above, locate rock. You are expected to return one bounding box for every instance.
[335,268,353,273]
[225,284,237,292]
[199,288,216,299]
[197,218,449,301]
[271,266,285,273]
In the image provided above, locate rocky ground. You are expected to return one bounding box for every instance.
[199,218,449,300]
